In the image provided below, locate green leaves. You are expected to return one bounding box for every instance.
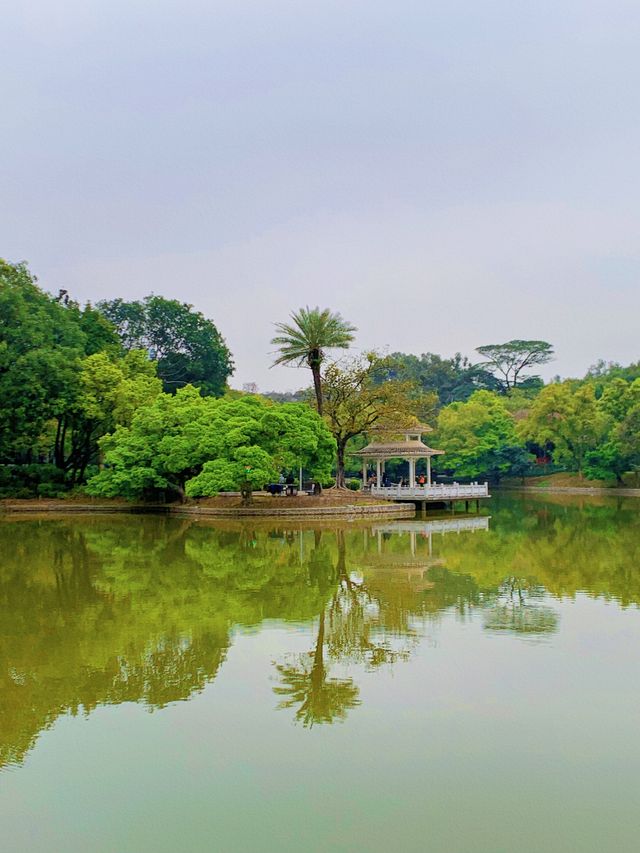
[518,382,607,473]
[271,306,356,368]
[98,295,234,397]
[476,340,554,393]
[87,388,336,500]
[436,391,524,479]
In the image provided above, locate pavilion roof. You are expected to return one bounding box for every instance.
[369,421,434,435]
[353,441,445,458]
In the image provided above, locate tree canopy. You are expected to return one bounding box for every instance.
[321,353,421,487]
[476,340,554,394]
[87,387,335,502]
[98,295,233,397]
[435,390,526,480]
[271,306,356,414]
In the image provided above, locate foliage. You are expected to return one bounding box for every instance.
[582,379,640,482]
[186,447,279,504]
[0,260,86,461]
[98,295,233,397]
[321,353,420,487]
[87,388,335,502]
[435,391,525,480]
[476,339,554,394]
[271,306,356,414]
[518,382,607,474]
[54,350,162,484]
[377,351,499,405]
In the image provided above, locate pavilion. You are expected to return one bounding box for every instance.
[353,423,444,488]
[354,423,490,504]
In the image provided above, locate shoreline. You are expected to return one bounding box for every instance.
[498,484,640,498]
[0,499,416,520]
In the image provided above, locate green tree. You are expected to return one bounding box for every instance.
[435,390,524,480]
[518,382,607,474]
[87,388,335,501]
[271,307,356,415]
[0,260,102,464]
[186,446,278,505]
[377,351,499,405]
[98,295,233,397]
[476,340,554,394]
[54,350,162,483]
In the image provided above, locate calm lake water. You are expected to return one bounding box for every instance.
[1,494,639,853]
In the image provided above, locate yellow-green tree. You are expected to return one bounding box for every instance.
[435,390,526,480]
[519,381,607,474]
[321,353,419,488]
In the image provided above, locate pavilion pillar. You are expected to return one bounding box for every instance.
[376,460,381,488]
[427,456,432,486]
[362,459,367,485]
[408,458,415,487]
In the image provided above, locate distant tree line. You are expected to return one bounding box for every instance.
[3,259,640,497]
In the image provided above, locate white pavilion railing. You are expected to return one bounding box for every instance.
[370,482,489,500]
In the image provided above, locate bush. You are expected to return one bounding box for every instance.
[0,463,66,498]
[346,478,361,491]
[36,483,66,499]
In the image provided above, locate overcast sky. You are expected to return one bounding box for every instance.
[3,0,640,391]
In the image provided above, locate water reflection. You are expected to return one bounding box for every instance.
[1,495,639,761]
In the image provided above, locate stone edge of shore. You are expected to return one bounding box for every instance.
[0,501,416,519]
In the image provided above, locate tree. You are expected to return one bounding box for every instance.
[98,295,233,397]
[186,446,278,505]
[435,391,525,481]
[0,260,121,466]
[54,350,162,484]
[476,340,554,394]
[271,307,356,415]
[321,353,419,488]
[87,388,335,502]
[377,351,499,405]
[584,381,640,483]
[518,382,607,474]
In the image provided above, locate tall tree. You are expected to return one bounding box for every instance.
[98,295,233,397]
[476,340,554,394]
[0,260,115,463]
[271,307,356,415]
[321,353,418,488]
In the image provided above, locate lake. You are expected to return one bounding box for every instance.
[1,494,639,853]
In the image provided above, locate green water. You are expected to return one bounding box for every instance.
[1,494,639,853]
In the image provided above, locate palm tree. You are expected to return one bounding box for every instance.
[271,307,356,414]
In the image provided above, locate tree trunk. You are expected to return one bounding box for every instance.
[335,441,346,489]
[311,364,323,415]
[240,482,253,505]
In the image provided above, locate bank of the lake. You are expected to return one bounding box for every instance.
[0,492,415,519]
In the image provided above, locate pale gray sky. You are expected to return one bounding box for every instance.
[3,0,640,391]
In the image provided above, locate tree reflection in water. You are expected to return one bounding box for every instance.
[1,495,640,759]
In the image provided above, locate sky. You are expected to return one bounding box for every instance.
[2,0,640,392]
